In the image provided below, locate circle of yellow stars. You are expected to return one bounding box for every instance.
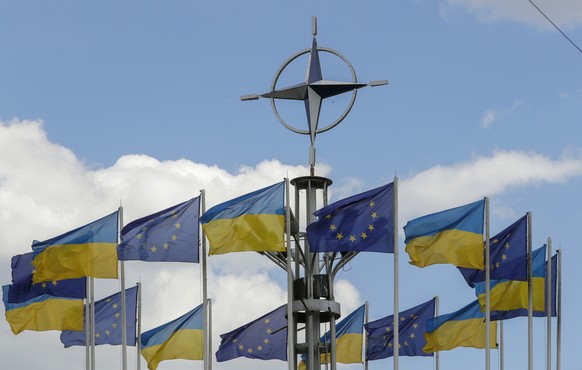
[326,200,378,244]
[134,211,181,254]
[231,316,276,355]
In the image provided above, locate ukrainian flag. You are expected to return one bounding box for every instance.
[404,199,485,269]
[299,304,365,370]
[475,245,546,312]
[424,299,497,353]
[141,304,204,370]
[32,211,119,283]
[200,182,285,255]
[2,285,84,334]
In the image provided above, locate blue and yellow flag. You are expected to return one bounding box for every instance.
[299,304,365,370]
[118,197,200,262]
[6,252,86,304]
[32,211,119,283]
[366,298,435,360]
[490,253,557,320]
[141,304,204,370]
[404,199,485,269]
[424,299,497,353]
[216,304,287,362]
[2,285,84,335]
[60,285,138,347]
[200,182,285,255]
[306,183,394,253]
[475,245,546,313]
[459,215,527,287]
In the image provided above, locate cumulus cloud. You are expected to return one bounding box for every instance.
[400,149,582,222]
[443,0,582,29]
[2,119,582,369]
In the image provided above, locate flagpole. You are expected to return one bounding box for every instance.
[364,301,369,370]
[556,249,562,370]
[285,178,296,370]
[393,177,399,370]
[90,276,96,370]
[136,281,142,370]
[85,278,91,370]
[484,197,490,370]
[208,297,213,370]
[500,321,504,370]
[527,211,533,370]
[546,237,552,370]
[119,206,128,370]
[435,295,439,370]
[201,190,210,370]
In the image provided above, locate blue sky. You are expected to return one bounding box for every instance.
[1,1,581,370]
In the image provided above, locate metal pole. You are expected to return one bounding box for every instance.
[285,179,296,370]
[393,177,399,370]
[485,197,490,370]
[500,321,504,370]
[556,249,562,370]
[90,276,95,370]
[208,297,213,370]
[120,206,128,370]
[364,301,369,370]
[85,278,90,370]
[527,212,533,370]
[136,282,142,370]
[435,295,439,370]
[546,238,552,370]
[201,190,210,370]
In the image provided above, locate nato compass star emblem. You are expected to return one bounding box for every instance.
[241,17,388,175]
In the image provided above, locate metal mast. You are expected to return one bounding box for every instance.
[242,17,387,370]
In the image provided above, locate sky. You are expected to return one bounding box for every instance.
[0,1,581,370]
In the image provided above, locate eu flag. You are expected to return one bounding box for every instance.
[216,304,287,362]
[6,252,86,304]
[118,197,200,262]
[60,285,138,347]
[365,298,435,360]
[458,215,527,287]
[306,183,394,253]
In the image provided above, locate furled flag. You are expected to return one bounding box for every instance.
[404,199,485,269]
[490,253,557,321]
[2,285,84,335]
[60,285,138,347]
[424,299,497,353]
[31,210,119,283]
[118,197,200,262]
[200,182,285,255]
[365,298,435,360]
[299,304,366,370]
[216,304,287,362]
[141,303,204,370]
[3,252,86,335]
[306,183,394,253]
[458,215,527,287]
[6,252,86,304]
[475,245,546,313]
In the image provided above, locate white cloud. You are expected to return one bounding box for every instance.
[480,110,498,128]
[400,149,582,223]
[444,0,582,29]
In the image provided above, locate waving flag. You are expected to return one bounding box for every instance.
[118,197,200,262]
[306,183,394,253]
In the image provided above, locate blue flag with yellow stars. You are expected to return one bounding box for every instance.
[365,298,435,360]
[216,304,287,362]
[6,252,86,304]
[458,214,527,288]
[306,183,394,253]
[60,285,138,347]
[118,196,200,262]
